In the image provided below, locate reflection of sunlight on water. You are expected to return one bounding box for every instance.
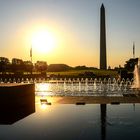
[36,83,50,91]
[40,104,47,110]
[35,83,53,96]
[37,96,53,110]
[36,96,59,106]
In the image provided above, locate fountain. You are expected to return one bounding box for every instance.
[0,67,140,96]
[133,58,140,88]
[34,77,135,96]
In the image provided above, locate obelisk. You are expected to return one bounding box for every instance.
[100,4,107,69]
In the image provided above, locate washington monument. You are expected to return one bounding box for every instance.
[100,4,107,69]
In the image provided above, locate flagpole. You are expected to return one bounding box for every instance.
[30,45,32,63]
[30,45,33,75]
[133,42,135,59]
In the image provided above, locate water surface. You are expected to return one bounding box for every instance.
[0,96,140,140]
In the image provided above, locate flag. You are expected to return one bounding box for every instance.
[30,47,32,57]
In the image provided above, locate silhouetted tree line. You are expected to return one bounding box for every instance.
[124,58,138,72]
[115,58,138,79]
[0,57,47,74]
[47,64,97,72]
[0,56,138,75]
[47,64,71,72]
[74,65,98,70]
[0,57,98,75]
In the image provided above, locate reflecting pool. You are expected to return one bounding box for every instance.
[0,95,140,140]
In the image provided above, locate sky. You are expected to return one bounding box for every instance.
[0,0,140,68]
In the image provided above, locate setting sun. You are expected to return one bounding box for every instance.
[31,29,56,54]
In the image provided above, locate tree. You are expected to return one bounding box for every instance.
[0,57,10,73]
[35,61,47,74]
[124,58,138,72]
[23,61,33,73]
[11,58,24,74]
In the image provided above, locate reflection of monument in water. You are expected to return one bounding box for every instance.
[100,104,107,140]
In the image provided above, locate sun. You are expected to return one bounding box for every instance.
[31,29,56,54]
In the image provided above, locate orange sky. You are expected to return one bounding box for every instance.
[0,0,140,68]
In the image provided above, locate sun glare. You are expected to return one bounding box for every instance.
[31,30,56,54]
